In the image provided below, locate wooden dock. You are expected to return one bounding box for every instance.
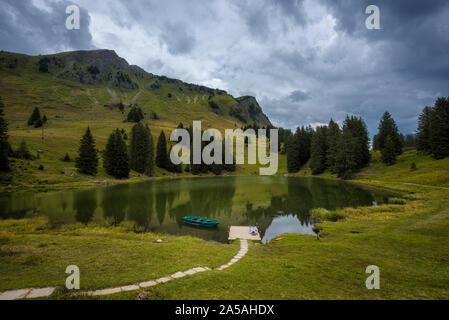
[228,226,261,241]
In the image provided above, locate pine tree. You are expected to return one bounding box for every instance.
[376,112,403,155]
[334,116,370,179]
[335,128,358,179]
[75,127,99,175]
[298,126,313,166]
[15,140,34,160]
[429,97,449,159]
[286,126,313,173]
[62,153,71,162]
[166,146,182,173]
[326,119,340,174]
[381,136,397,165]
[286,129,301,173]
[416,106,432,153]
[310,126,328,175]
[404,134,416,148]
[372,134,380,151]
[34,117,43,128]
[344,116,371,169]
[130,122,154,175]
[0,96,10,171]
[156,130,168,169]
[28,107,42,126]
[103,129,130,178]
[127,106,144,123]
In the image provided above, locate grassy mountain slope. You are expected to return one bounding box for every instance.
[0,50,279,190]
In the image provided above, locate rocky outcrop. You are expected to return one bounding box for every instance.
[230,96,272,126]
[40,50,141,89]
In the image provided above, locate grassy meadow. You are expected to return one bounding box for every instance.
[0,150,448,299]
[94,150,449,300]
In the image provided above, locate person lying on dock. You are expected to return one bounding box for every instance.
[249,226,258,235]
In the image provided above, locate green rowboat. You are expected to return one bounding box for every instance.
[183,216,220,228]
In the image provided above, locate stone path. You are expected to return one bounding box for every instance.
[0,240,249,300]
[0,287,56,300]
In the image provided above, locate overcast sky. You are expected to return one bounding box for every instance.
[1,0,448,135]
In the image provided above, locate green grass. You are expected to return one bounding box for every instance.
[62,150,448,300]
[0,217,238,292]
[0,149,445,300]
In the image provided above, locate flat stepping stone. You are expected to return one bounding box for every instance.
[91,287,121,296]
[0,289,30,300]
[139,281,157,288]
[172,272,186,279]
[156,277,172,283]
[120,285,139,292]
[184,269,197,275]
[192,267,207,272]
[26,287,55,299]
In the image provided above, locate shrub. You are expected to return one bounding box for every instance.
[38,164,44,171]
[14,140,34,160]
[87,65,100,77]
[388,197,406,205]
[312,224,323,235]
[61,153,71,162]
[410,162,417,171]
[28,107,41,126]
[310,208,345,221]
[209,101,219,109]
[127,107,144,123]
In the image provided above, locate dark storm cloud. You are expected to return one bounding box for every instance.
[320,0,449,81]
[236,0,307,38]
[288,90,311,102]
[0,0,94,54]
[322,0,448,35]
[1,0,447,137]
[162,22,196,55]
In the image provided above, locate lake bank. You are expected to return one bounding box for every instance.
[0,176,393,243]
[1,150,448,299]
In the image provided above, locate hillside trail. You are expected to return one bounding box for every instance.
[86,88,99,106]
[106,87,117,100]
[132,89,142,105]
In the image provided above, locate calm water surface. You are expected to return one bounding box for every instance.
[0,176,391,243]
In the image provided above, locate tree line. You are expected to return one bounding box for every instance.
[416,97,449,159]
[285,96,449,178]
[286,116,371,179]
[1,96,448,177]
[76,123,157,178]
[75,122,236,179]
[286,113,404,177]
